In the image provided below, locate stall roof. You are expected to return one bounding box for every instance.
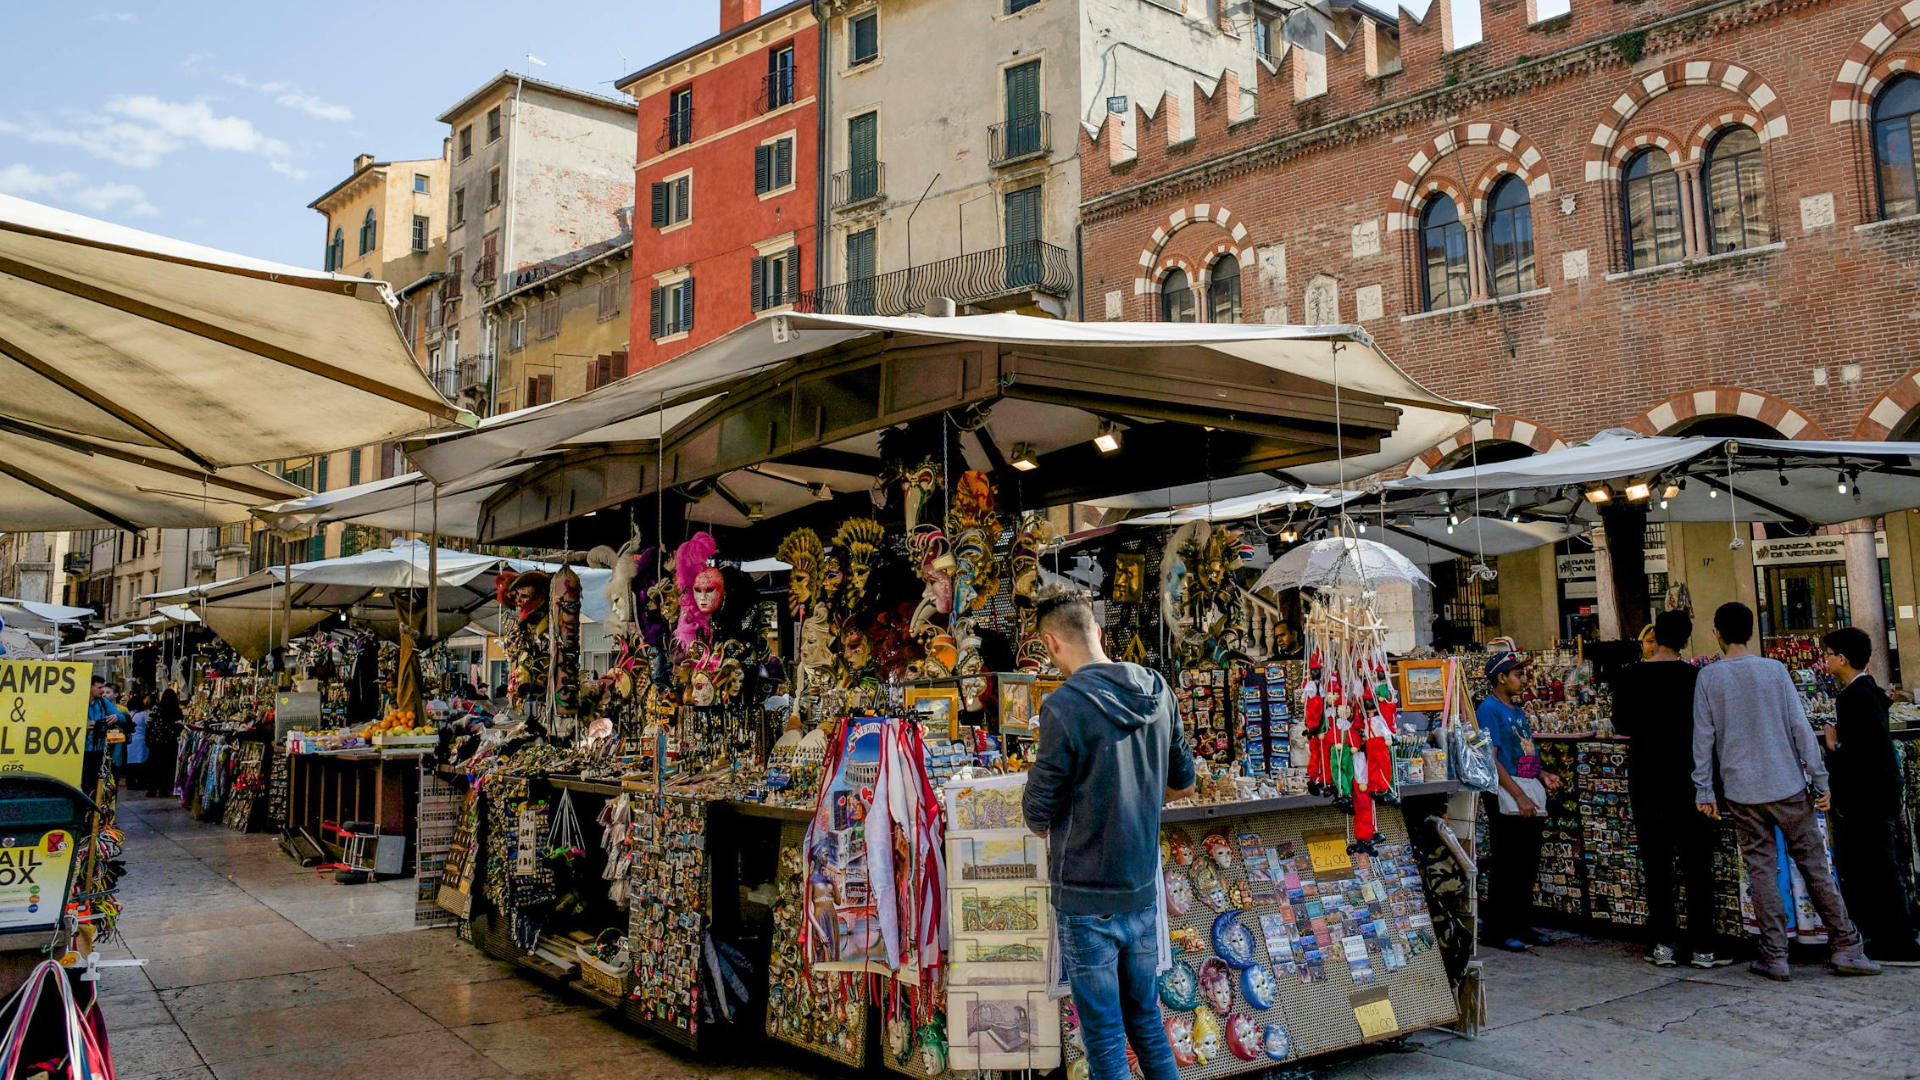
[250,463,538,540]
[0,193,473,477]
[401,313,1488,488]
[1383,429,1920,528]
[0,597,93,629]
[0,425,305,531]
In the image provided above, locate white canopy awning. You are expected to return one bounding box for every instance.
[0,597,93,629]
[1384,429,1920,528]
[249,463,538,540]
[402,312,1487,488]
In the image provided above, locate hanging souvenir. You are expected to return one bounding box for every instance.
[551,565,582,715]
[1189,855,1228,912]
[1198,958,1233,1013]
[1226,1013,1262,1061]
[1165,1014,1197,1067]
[778,529,825,621]
[1202,832,1232,868]
[1192,1006,1223,1065]
[1163,828,1195,867]
[1159,958,1201,1011]
[496,569,552,702]
[1240,962,1275,1009]
[1213,909,1256,969]
[1164,867,1194,917]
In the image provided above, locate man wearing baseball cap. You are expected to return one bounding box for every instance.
[1478,650,1561,951]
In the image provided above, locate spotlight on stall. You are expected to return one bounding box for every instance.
[1010,443,1039,471]
[1585,486,1612,504]
[1661,482,1681,500]
[1093,421,1121,454]
[1624,482,1651,502]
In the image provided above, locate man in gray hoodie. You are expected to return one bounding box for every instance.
[1692,601,1879,980]
[1024,586,1195,1080]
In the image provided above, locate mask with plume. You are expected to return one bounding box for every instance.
[673,531,721,649]
[833,517,886,612]
[902,459,941,535]
[776,528,824,620]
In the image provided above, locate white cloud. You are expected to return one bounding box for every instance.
[0,164,157,217]
[0,96,306,179]
[181,53,212,72]
[89,12,139,22]
[224,73,353,122]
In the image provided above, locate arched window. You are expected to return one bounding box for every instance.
[1873,74,1920,220]
[1207,256,1241,323]
[1419,195,1470,310]
[326,227,345,272]
[1622,149,1685,269]
[1704,127,1768,253]
[1160,269,1195,322]
[358,209,377,256]
[1482,175,1534,296]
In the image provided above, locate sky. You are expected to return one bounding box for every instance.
[0,2,718,269]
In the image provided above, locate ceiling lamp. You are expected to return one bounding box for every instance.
[1661,482,1681,500]
[1093,421,1121,454]
[1010,444,1039,471]
[1624,482,1651,502]
[1585,486,1612,504]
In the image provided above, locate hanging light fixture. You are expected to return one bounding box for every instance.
[1624,482,1651,502]
[1837,472,1849,496]
[1010,443,1039,471]
[1585,486,1612,504]
[1661,482,1681,500]
[1093,421,1121,454]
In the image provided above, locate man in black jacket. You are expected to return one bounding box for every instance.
[1821,626,1920,965]
[1024,586,1195,1080]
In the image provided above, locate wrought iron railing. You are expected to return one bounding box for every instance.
[429,356,489,398]
[658,108,694,153]
[832,163,886,210]
[758,69,796,112]
[989,112,1050,166]
[797,241,1071,316]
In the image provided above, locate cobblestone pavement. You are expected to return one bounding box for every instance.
[99,792,1916,1079]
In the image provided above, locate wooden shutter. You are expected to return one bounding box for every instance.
[848,229,874,280]
[755,145,771,195]
[650,286,664,338]
[650,182,668,227]
[785,247,800,305]
[852,14,876,62]
[1006,61,1039,125]
[1005,187,1041,287]
[675,176,691,222]
[681,279,695,332]
[775,138,793,189]
[849,113,876,168]
[750,255,765,313]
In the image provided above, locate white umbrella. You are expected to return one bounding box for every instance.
[1253,536,1432,593]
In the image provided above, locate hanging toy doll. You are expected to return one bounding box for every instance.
[1326,666,1355,810]
[1365,657,1400,808]
[1300,649,1328,795]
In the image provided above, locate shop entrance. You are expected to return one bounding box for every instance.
[1759,562,1851,640]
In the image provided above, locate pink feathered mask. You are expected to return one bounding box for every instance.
[673,531,720,647]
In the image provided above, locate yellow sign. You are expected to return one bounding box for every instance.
[1353,993,1399,1041]
[0,662,88,789]
[1305,828,1354,877]
[0,829,75,931]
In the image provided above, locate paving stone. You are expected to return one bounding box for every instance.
[110,1023,205,1077]
[180,989,438,1064]
[144,941,347,990]
[1572,975,1902,1055]
[399,974,585,1028]
[160,967,391,1022]
[1799,1009,1920,1079]
[1425,1013,1781,1080]
[208,1029,508,1080]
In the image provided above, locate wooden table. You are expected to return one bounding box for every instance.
[284,749,425,872]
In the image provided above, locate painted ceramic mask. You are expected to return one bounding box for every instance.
[689,668,716,708]
[888,1013,911,1058]
[1163,868,1194,917]
[1164,829,1195,866]
[1192,1007,1222,1065]
[1189,857,1228,911]
[1213,910,1256,970]
[1199,959,1233,1013]
[1164,1014,1196,1067]
[1203,832,1232,867]
[821,553,846,601]
[1159,959,1201,1011]
[903,459,940,534]
[1241,963,1275,1010]
[1262,1023,1292,1061]
[1226,1013,1261,1061]
[834,518,884,609]
[776,528,823,620]
[692,565,725,614]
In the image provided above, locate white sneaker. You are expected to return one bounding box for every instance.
[1645,944,1677,967]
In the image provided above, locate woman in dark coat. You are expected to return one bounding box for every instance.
[146,683,184,797]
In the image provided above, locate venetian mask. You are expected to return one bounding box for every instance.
[841,629,871,671]
[1262,1023,1292,1061]
[903,459,940,534]
[833,518,884,610]
[1213,910,1256,969]
[1159,959,1200,1011]
[821,552,846,602]
[1165,1015,1196,1067]
[1165,829,1194,866]
[918,1022,947,1073]
[800,608,836,668]
[1193,1007,1222,1065]
[692,566,726,615]
[1164,868,1194,917]
[1200,959,1233,1013]
[887,1013,911,1058]
[1226,1014,1260,1061]
[1011,523,1041,602]
[777,528,824,620]
[1241,964,1275,1010]
[1203,832,1232,868]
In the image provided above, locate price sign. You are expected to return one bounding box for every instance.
[1352,989,1399,1041]
[0,662,87,789]
[1305,828,1354,878]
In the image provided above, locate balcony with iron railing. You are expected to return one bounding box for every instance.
[797,241,1071,317]
[832,162,885,210]
[429,355,491,399]
[657,108,694,154]
[989,112,1050,167]
[758,69,796,113]
[213,523,250,553]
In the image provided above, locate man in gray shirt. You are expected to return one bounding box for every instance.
[1692,601,1879,980]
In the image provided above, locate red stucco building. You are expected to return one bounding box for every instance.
[618,0,819,372]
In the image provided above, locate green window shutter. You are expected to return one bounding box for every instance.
[750,256,765,312]
[785,247,800,305]
[1006,62,1039,124]
[849,113,876,168]
[650,286,664,338]
[650,182,668,227]
[755,145,771,195]
[348,449,361,487]
[1005,187,1042,287]
[681,279,695,332]
[775,138,793,189]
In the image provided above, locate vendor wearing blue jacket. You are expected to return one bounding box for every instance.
[1023,586,1195,1080]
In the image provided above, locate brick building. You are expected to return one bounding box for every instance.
[1078,0,1920,674]
[617,0,819,371]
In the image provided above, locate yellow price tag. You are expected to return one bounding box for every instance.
[1305,829,1353,876]
[1354,995,1399,1040]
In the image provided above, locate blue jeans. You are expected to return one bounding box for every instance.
[1060,904,1177,1080]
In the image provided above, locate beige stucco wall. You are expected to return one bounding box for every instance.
[1662,520,1759,657]
[1495,545,1559,649]
[495,255,634,412]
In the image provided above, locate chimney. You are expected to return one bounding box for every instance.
[721,0,761,31]
[353,153,375,172]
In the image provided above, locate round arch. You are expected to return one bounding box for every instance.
[1828,2,1920,123]
[1584,59,1788,182]
[1131,203,1255,302]
[1852,363,1920,439]
[1405,415,1570,476]
[1623,385,1826,439]
[1387,122,1552,233]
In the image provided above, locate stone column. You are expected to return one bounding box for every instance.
[1592,524,1623,640]
[1842,517,1893,685]
[1464,218,1489,302]
[1678,163,1707,258]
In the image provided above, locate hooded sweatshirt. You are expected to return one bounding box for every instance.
[1022,662,1196,915]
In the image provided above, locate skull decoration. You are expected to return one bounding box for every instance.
[1261,1023,1293,1061]
[1202,832,1233,868]
[1212,910,1257,970]
[1192,1007,1223,1065]
[1164,1014,1196,1067]
[1240,963,1276,1010]
[777,528,824,620]
[1163,867,1194,917]
[1226,1013,1261,1061]
[1158,958,1201,1011]
[1199,959,1233,1014]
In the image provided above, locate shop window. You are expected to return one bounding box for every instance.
[1207,255,1241,323]
[1482,175,1534,296]
[1622,149,1685,269]
[453,187,466,227]
[1704,127,1769,253]
[1160,269,1196,322]
[1419,195,1470,310]
[1874,74,1920,220]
